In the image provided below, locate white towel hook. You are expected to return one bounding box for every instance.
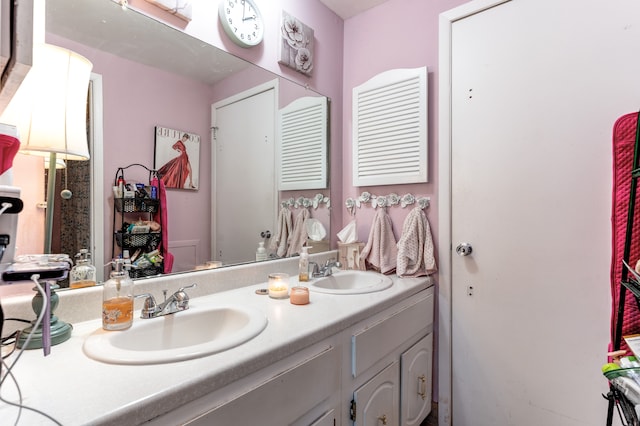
[346,192,430,211]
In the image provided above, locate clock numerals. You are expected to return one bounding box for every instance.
[220,0,263,47]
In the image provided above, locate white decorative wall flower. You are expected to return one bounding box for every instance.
[374,196,388,208]
[417,197,430,209]
[388,193,400,206]
[345,198,356,215]
[400,193,416,208]
[281,15,306,49]
[295,48,313,74]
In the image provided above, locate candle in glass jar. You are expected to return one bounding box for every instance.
[268,273,289,299]
[290,286,309,305]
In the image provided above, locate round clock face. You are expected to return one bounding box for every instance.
[218,0,265,48]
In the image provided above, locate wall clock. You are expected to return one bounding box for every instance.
[218,0,265,48]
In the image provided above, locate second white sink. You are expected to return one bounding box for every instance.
[309,270,393,295]
[83,304,268,365]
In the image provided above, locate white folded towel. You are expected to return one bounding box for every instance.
[286,209,310,257]
[396,207,437,277]
[360,209,397,274]
[271,207,293,257]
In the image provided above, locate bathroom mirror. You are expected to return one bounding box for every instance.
[8,0,331,290]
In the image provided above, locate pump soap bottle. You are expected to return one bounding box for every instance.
[70,248,96,289]
[102,259,134,331]
[256,241,268,261]
[298,246,311,282]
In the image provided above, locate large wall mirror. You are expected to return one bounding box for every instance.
[5,0,331,295]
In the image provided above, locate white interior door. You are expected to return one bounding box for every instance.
[443,0,640,425]
[212,82,276,265]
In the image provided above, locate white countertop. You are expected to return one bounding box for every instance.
[0,273,432,425]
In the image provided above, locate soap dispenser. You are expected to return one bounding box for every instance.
[102,259,134,331]
[298,246,311,282]
[70,248,96,289]
[256,241,267,261]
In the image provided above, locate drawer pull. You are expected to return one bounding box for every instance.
[378,414,388,425]
[418,374,426,400]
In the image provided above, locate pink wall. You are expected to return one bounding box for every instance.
[342,0,469,400]
[342,0,468,245]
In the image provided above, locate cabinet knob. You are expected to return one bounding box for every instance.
[418,374,427,400]
[378,414,388,425]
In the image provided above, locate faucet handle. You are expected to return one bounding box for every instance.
[178,283,197,293]
[174,283,197,309]
[135,293,158,318]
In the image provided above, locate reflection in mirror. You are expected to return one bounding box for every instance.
[7,0,331,291]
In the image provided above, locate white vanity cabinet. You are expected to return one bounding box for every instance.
[146,285,434,426]
[348,288,434,426]
[400,334,433,425]
[351,360,400,425]
[184,345,340,426]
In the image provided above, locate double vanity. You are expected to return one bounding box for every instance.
[0,253,434,425]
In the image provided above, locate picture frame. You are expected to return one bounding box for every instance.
[143,0,193,22]
[154,126,200,190]
[278,11,314,76]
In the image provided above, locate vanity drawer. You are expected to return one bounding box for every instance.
[188,346,338,426]
[351,288,434,377]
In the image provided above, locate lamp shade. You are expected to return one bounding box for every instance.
[0,44,93,160]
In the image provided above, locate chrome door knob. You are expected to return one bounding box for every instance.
[456,242,473,256]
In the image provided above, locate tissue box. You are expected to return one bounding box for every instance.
[307,239,329,254]
[338,242,365,271]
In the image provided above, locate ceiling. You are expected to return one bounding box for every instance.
[319,0,389,19]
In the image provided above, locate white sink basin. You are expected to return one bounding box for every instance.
[83,304,268,365]
[309,270,393,295]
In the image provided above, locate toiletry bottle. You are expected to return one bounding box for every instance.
[256,241,267,261]
[102,259,134,331]
[299,246,310,282]
[69,249,96,289]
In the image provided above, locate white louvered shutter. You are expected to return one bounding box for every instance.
[278,96,328,190]
[352,67,428,186]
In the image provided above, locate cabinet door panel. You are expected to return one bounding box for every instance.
[401,333,432,425]
[353,361,399,426]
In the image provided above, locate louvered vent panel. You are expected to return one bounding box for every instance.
[278,96,328,190]
[353,67,428,186]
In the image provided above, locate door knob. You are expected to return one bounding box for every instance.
[456,242,473,256]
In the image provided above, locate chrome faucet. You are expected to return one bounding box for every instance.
[310,259,342,278]
[136,283,197,319]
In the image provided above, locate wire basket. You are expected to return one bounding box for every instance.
[115,198,159,213]
[115,232,161,249]
[128,264,163,279]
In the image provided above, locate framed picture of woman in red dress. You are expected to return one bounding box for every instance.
[154,126,200,190]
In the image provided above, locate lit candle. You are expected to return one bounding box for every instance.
[268,273,289,299]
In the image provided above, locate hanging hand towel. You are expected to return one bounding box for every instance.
[360,209,397,274]
[271,207,293,257]
[152,176,173,274]
[396,207,437,277]
[286,209,310,257]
